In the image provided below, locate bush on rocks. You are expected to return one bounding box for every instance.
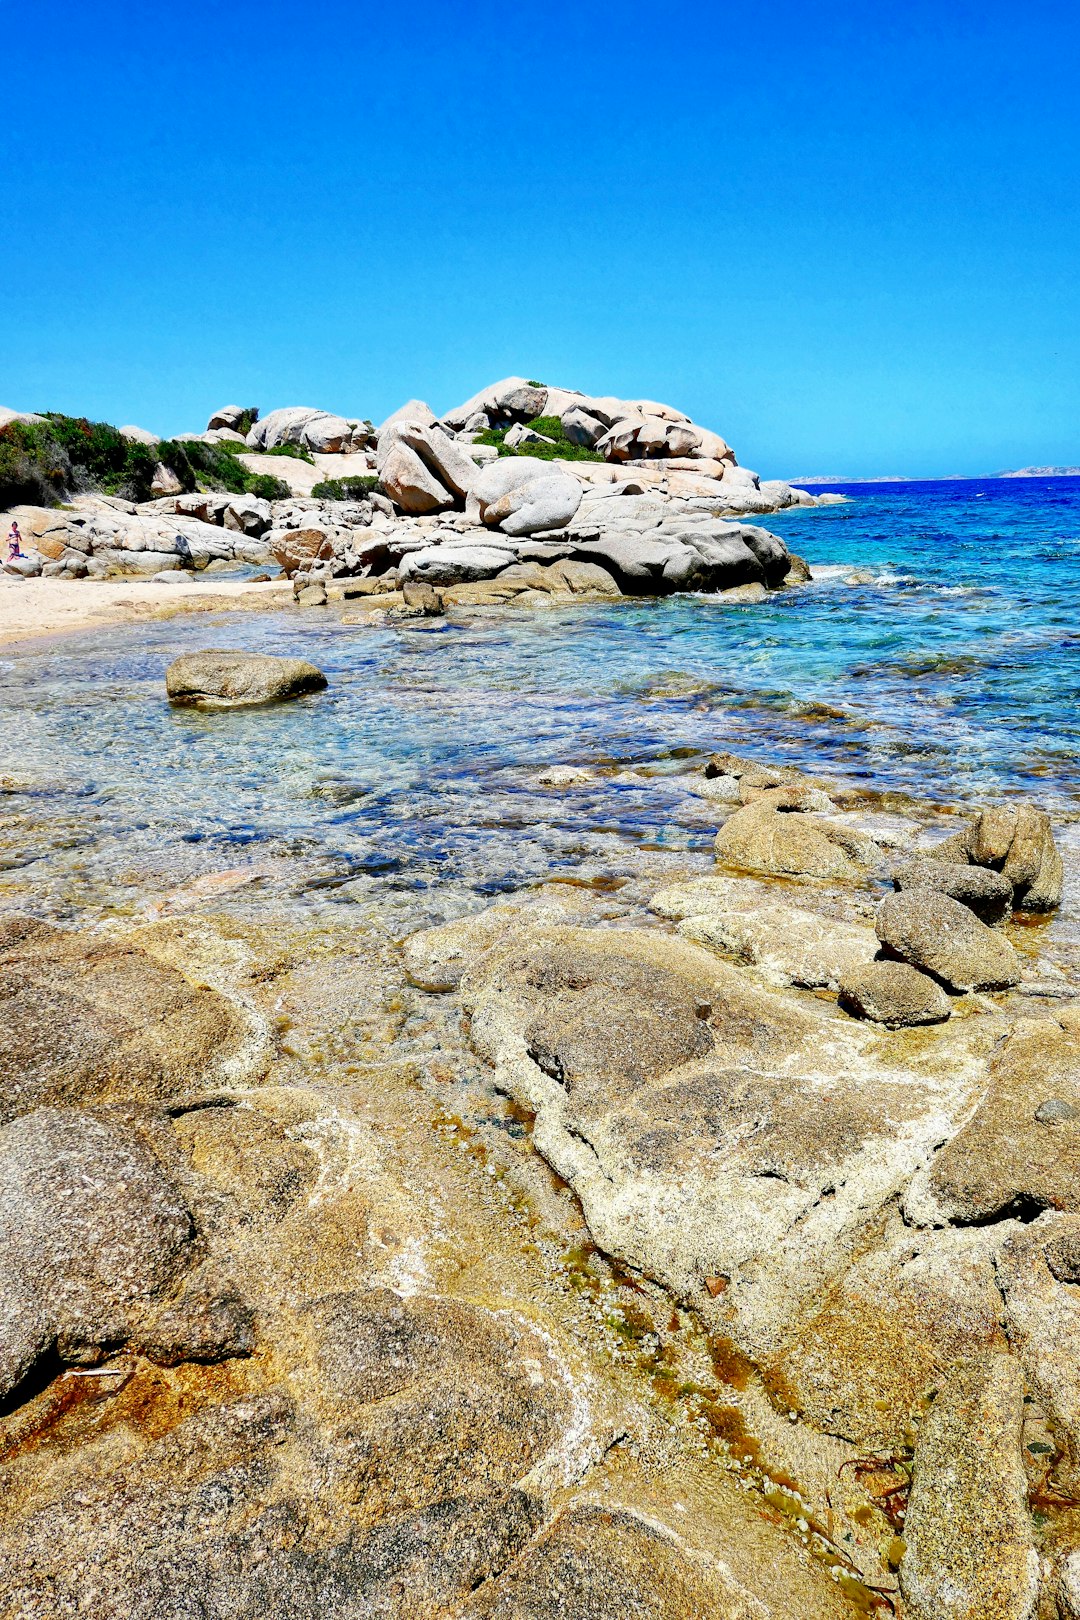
[477,414,604,464]
[312,474,379,501]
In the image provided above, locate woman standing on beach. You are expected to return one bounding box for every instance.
[6,521,24,561]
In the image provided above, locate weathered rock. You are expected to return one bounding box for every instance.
[995,1217,1080,1498]
[714,795,875,880]
[165,649,328,709]
[149,462,182,497]
[915,1013,1080,1222]
[891,858,1013,925]
[0,1107,194,1392]
[380,419,477,501]
[560,405,605,446]
[876,889,1020,992]
[206,404,249,432]
[269,525,334,575]
[379,441,454,513]
[546,558,620,595]
[651,877,877,990]
[119,424,160,445]
[427,916,985,1361]
[774,1227,1007,1448]
[953,803,1063,912]
[247,406,353,454]
[0,915,263,1121]
[399,544,517,585]
[486,472,583,537]
[900,1355,1038,1620]
[223,494,272,536]
[838,961,953,1027]
[376,398,439,437]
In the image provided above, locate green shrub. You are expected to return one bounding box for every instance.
[159,439,288,500]
[311,475,378,501]
[478,415,603,464]
[0,421,70,507]
[526,379,545,388]
[237,406,259,436]
[260,442,314,464]
[246,472,291,500]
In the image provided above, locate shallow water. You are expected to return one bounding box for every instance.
[1,476,1078,924]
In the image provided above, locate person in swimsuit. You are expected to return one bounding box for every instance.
[6,521,23,561]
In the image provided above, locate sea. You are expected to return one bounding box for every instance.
[1,476,1078,928]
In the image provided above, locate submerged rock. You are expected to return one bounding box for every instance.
[165,649,328,708]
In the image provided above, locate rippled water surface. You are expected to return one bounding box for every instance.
[2,476,1078,921]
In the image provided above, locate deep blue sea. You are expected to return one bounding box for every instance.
[1,476,1078,922]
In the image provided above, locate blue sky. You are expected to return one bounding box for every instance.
[2,1,1078,477]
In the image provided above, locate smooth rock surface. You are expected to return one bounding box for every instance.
[165,649,328,709]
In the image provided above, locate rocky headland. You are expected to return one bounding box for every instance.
[2,380,839,614]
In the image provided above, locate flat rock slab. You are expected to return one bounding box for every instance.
[900,1354,1039,1620]
[914,1012,1080,1221]
[165,649,328,708]
[876,889,1020,992]
[651,877,877,990]
[0,914,264,1121]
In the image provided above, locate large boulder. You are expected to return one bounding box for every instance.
[875,890,1021,992]
[714,793,876,880]
[379,419,477,501]
[442,377,548,429]
[891,858,1013,925]
[398,544,517,586]
[206,405,249,432]
[484,472,583,537]
[119,424,159,445]
[247,407,353,454]
[165,649,328,709]
[379,441,455,513]
[0,1107,194,1393]
[900,1355,1038,1620]
[932,802,1063,912]
[223,494,272,537]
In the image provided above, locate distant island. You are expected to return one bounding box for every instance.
[788,466,1080,484]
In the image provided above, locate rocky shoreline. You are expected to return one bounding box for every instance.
[3,379,839,604]
[0,700,1077,1617]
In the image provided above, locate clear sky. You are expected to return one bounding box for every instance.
[3,1,1078,477]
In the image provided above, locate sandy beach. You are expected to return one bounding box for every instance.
[0,575,293,648]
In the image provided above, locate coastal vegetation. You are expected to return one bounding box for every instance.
[476,413,605,462]
[0,413,289,507]
[310,474,379,500]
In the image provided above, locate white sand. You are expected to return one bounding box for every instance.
[0,576,293,648]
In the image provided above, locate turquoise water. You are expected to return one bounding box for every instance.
[1,477,1078,919]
